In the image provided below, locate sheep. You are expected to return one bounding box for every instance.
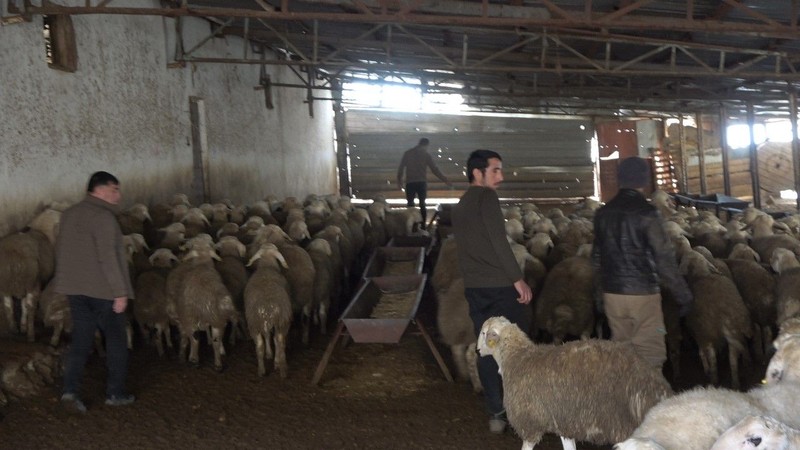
[165,247,237,371]
[533,256,595,343]
[503,206,523,222]
[478,316,672,450]
[216,222,240,240]
[171,193,190,207]
[505,218,525,244]
[711,415,800,450]
[431,236,459,294]
[37,279,71,347]
[385,207,422,238]
[650,190,676,218]
[366,201,389,249]
[680,250,753,389]
[770,248,800,325]
[725,247,778,362]
[246,201,279,226]
[214,237,250,345]
[765,336,800,384]
[133,248,178,356]
[748,215,800,262]
[286,219,311,244]
[180,207,211,238]
[774,317,800,351]
[693,245,733,279]
[615,387,766,450]
[747,381,800,430]
[117,203,152,236]
[525,233,553,261]
[0,208,59,341]
[306,238,334,335]
[435,277,482,393]
[728,243,761,262]
[314,225,345,313]
[244,244,293,377]
[157,222,186,252]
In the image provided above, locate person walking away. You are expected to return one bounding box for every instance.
[451,149,533,434]
[55,171,136,413]
[397,138,451,229]
[591,156,692,369]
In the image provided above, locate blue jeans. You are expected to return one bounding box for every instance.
[465,286,532,416]
[63,295,129,398]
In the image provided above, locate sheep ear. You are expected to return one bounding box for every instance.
[236,242,246,258]
[246,249,263,267]
[183,250,199,261]
[273,251,289,269]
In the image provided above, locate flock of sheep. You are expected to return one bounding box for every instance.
[431,193,800,449]
[1,188,800,449]
[0,192,423,381]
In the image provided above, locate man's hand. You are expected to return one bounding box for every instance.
[113,296,128,314]
[513,279,532,304]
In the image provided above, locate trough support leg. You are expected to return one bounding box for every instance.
[311,321,346,386]
[415,317,454,382]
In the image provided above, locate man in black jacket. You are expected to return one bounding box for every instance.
[591,156,692,368]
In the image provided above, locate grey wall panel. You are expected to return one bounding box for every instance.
[346,110,594,200]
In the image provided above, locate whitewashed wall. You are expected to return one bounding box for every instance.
[0,1,336,236]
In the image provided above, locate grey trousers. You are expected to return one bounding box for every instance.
[603,292,666,368]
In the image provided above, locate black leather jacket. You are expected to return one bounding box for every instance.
[591,189,692,310]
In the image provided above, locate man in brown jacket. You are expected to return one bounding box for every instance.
[397,138,451,228]
[54,171,135,412]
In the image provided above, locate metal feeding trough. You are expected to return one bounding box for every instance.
[361,246,425,280]
[388,235,434,255]
[311,274,453,385]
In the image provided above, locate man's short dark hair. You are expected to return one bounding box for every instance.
[466,149,502,182]
[87,171,119,192]
[418,138,430,146]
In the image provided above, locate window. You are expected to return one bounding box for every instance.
[43,15,77,72]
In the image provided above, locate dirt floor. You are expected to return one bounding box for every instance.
[0,308,770,450]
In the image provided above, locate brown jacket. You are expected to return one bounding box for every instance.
[53,195,134,300]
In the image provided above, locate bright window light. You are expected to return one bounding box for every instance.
[727,124,766,148]
[343,81,464,112]
[764,121,795,142]
[781,189,798,200]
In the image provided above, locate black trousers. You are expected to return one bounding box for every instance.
[465,286,532,416]
[405,181,428,224]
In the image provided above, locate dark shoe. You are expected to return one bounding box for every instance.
[61,393,87,414]
[105,394,135,406]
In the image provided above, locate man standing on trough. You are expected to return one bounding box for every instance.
[591,156,693,369]
[55,171,135,413]
[451,149,533,434]
[397,138,451,229]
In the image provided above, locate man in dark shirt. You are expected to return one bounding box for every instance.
[591,156,692,368]
[451,149,532,434]
[397,138,451,228]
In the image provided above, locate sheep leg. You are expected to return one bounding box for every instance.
[699,344,718,385]
[449,344,470,381]
[726,337,749,390]
[138,322,151,345]
[254,333,266,377]
[3,296,18,333]
[22,292,37,342]
[162,323,173,349]
[50,322,64,347]
[126,321,134,350]
[179,333,189,362]
[211,327,224,372]
[153,324,165,357]
[302,306,311,346]
[188,332,200,367]
[274,332,288,378]
[762,326,773,361]
[559,436,576,450]
[465,342,483,394]
[318,303,328,335]
[264,327,274,360]
[752,324,764,363]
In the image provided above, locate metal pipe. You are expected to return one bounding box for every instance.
[790,90,800,211]
[720,105,731,195]
[747,102,761,208]
[696,112,707,194]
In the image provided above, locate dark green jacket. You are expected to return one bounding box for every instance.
[452,186,522,288]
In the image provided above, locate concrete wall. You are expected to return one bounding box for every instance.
[0,1,336,237]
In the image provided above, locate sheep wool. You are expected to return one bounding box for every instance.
[479,317,671,448]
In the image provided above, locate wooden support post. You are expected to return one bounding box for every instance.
[696,111,707,194]
[747,103,761,208]
[331,80,351,197]
[678,113,688,192]
[720,105,732,196]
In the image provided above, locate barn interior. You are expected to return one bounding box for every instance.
[2,1,800,449]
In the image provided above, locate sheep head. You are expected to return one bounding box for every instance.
[765,338,800,384]
[614,438,667,450]
[679,250,719,278]
[215,236,246,258]
[287,220,311,242]
[729,243,760,262]
[28,208,62,245]
[149,248,179,268]
[247,243,288,269]
[127,203,152,222]
[170,193,190,207]
[770,248,800,274]
[710,415,800,450]
[477,316,511,359]
[308,238,332,256]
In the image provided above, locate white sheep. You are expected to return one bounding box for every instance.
[770,248,800,325]
[615,387,765,450]
[306,238,333,335]
[748,215,800,262]
[36,279,70,347]
[244,243,293,377]
[0,208,60,341]
[505,218,525,244]
[479,316,672,450]
[765,336,800,384]
[525,232,554,261]
[165,247,237,371]
[711,415,800,450]
[133,248,178,356]
[435,277,482,393]
[680,250,753,389]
